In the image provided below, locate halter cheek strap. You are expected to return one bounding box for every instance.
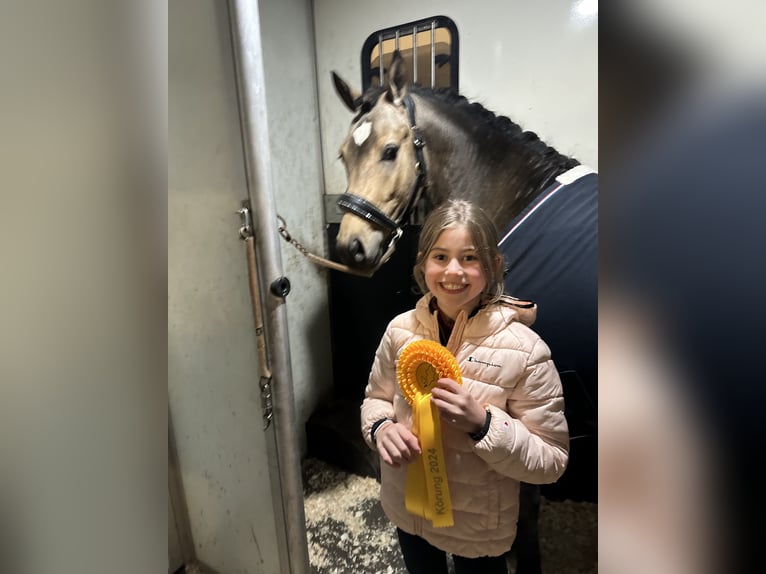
[399,93,427,221]
[337,93,428,240]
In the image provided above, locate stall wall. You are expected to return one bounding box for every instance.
[169,0,328,571]
[169,1,285,571]
[314,0,598,199]
[257,0,334,456]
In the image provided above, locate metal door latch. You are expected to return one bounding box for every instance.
[237,206,253,239]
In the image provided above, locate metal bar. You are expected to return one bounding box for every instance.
[226,2,309,573]
[395,29,399,52]
[378,33,384,83]
[412,25,418,83]
[430,21,436,88]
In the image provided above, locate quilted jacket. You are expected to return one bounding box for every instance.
[361,293,569,558]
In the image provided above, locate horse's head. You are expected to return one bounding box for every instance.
[332,52,426,272]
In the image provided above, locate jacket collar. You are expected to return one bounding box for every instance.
[415,293,538,351]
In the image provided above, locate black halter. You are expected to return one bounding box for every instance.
[337,93,427,239]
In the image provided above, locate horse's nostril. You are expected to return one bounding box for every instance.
[350,238,366,263]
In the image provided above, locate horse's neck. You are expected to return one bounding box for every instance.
[415,93,566,227]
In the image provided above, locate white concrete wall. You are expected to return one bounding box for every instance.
[314,0,598,199]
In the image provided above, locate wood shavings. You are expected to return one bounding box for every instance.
[303,458,596,574]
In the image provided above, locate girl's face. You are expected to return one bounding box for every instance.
[423,225,488,320]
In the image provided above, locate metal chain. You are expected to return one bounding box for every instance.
[276,215,375,277]
[277,215,311,258]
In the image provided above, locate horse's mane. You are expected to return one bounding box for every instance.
[358,83,580,187]
[415,85,580,178]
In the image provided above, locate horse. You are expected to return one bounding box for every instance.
[328,50,597,572]
[332,49,597,435]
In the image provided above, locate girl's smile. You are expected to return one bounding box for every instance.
[424,226,488,319]
[440,283,469,292]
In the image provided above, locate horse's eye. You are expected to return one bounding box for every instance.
[381,145,399,162]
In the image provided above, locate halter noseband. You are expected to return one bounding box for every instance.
[337,93,427,241]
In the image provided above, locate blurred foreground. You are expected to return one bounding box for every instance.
[601,2,766,572]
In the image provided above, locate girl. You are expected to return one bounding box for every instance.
[361,200,569,574]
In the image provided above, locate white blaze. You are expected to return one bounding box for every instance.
[352,121,372,146]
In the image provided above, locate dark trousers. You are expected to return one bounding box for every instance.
[396,528,508,574]
[512,483,542,574]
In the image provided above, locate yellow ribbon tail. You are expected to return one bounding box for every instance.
[404,395,455,528]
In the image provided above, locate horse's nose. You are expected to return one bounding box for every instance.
[337,232,381,269]
[349,238,366,263]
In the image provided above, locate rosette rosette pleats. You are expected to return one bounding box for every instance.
[396,339,462,527]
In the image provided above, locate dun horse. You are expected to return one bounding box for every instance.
[330,50,598,571]
[332,51,597,434]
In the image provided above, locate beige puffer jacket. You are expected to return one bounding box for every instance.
[361,293,569,558]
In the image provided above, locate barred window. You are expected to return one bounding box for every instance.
[361,15,459,91]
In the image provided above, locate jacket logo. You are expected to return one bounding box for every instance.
[467,356,502,368]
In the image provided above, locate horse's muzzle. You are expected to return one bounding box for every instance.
[336,227,403,273]
[336,235,381,270]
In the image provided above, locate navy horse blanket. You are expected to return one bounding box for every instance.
[498,166,598,435]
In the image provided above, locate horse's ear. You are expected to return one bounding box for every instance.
[388,50,409,102]
[332,71,362,112]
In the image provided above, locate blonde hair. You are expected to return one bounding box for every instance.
[413,200,505,302]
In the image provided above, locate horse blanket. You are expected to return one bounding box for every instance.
[498,166,598,433]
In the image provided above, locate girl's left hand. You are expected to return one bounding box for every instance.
[430,378,486,434]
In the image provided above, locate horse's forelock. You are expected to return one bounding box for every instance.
[347,90,409,152]
[350,86,387,123]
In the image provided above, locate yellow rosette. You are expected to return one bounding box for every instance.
[396,339,462,528]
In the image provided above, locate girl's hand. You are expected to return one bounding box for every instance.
[376,422,422,468]
[430,378,487,434]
